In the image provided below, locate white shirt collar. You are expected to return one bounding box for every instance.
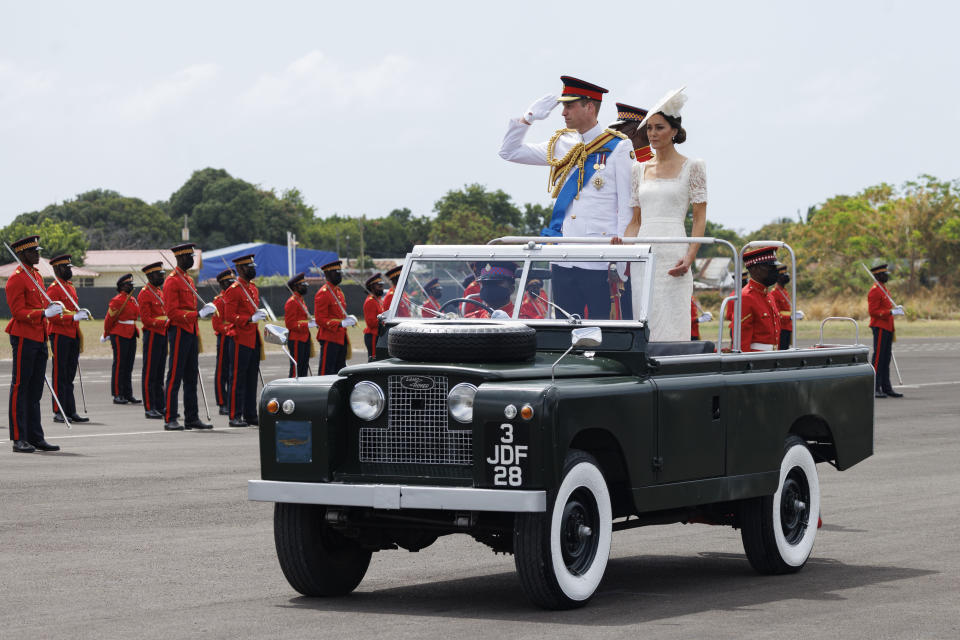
[581,122,604,143]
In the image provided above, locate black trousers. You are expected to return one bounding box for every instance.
[551,266,611,320]
[779,329,792,351]
[871,327,895,392]
[110,334,137,400]
[50,333,79,417]
[318,340,346,375]
[230,337,260,421]
[288,338,310,378]
[364,333,375,362]
[164,327,199,423]
[9,335,47,443]
[141,330,167,414]
[215,334,232,407]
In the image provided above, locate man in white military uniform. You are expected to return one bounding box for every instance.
[499,75,633,320]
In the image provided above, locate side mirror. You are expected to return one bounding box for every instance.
[571,326,602,349]
[263,324,289,346]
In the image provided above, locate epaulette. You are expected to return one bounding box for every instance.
[604,128,629,140]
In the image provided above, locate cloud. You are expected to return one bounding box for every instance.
[114,63,220,123]
[239,50,426,114]
[0,59,56,127]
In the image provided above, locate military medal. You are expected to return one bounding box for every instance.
[593,175,605,189]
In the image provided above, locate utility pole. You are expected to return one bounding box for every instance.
[359,217,365,271]
[182,215,189,241]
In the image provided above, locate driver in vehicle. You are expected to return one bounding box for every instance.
[465,263,517,319]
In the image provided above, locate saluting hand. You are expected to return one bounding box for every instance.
[523,94,559,124]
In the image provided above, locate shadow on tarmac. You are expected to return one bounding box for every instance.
[278,552,935,624]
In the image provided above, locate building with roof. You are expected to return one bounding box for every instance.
[81,249,202,287]
[0,258,101,287]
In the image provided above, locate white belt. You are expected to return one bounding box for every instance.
[118,320,136,325]
[750,342,775,351]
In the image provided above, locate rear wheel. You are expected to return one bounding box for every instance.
[274,503,372,596]
[514,450,612,609]
[740,436,820,574]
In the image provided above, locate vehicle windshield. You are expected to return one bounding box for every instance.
[384,249,654,324]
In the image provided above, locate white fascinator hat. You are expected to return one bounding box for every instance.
[638,86,687,127]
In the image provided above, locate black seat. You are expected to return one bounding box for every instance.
[645,341,716,357]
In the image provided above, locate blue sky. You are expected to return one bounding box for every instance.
[2,0,957,235]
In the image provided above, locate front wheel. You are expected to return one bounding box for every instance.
[514,450,612,609]
[274,503,372,596]
[740,436,821,574]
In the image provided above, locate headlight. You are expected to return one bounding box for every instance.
[448,383,478,424]
[350,381,385,421]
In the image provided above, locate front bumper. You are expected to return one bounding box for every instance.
[248,480,546,512]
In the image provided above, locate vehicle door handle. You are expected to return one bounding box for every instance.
[712,395,720,420]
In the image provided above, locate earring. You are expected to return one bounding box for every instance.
[671,135,677,142]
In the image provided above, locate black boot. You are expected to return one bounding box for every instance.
[12,440,35,453]
[31,440,61,452]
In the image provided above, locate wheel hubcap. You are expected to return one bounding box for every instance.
[560,487,600,575]
[780,468,811,545]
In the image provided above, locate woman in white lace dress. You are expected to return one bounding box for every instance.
[614,88,706,341]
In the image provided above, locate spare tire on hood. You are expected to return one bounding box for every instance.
[388,321,537,363]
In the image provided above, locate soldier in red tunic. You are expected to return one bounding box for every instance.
[138,262,168,419]
[284,272,315,378]
[519,277,548,319]
[46,254,90,423]
[212,268,235,415]
[769,264,805,350]
[421,278,443,317]
[868,264,904,398]
[104,274,141,405]
[739,247,781,352]
[5,235,62,452]
[314,260,356,375]
[362,273,385,361]
[381,265,411,317]
[224,254,265,426]
[163,243,215,431]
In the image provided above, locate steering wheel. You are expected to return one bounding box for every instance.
[439,297,495,316]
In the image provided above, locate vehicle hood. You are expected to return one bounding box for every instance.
[338,353,629,381]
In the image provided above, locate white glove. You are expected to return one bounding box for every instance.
[697,312,713,323]
[251,309,267,322]
[73,309,90,321]
[524,94,559,122]
[44,302,64,318]
[491,309,511,320]
[340,315,358,327]
[198,302,216,319]
[100,334,108,343]
[307,319,318,329]
[795,309,805,320]
[891,305,905,316]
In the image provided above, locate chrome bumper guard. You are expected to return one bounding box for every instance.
[248,480,546,512]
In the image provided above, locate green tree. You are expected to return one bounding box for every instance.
[0,219,88,265]
[520,203,552,235]
[428,208,514,245]
[13,189,178,250]
[433,184,522,231]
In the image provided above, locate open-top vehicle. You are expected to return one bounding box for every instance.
[249,237,874,609]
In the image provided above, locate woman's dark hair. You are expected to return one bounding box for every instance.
[657,112,687,144]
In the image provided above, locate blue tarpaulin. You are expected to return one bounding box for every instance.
[199,242,338,282]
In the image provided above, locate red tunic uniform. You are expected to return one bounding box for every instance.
[46,280,80,339]
[740,279,780,351]
[4,265,48,342]
[163,268,199,334]
[466,302,515,319]
[868,282,895,332]
[284,292,312,343]
[104,293,140,339]
[223,279,261,349]
[363,294,383,336]
[314,283,347,345]
[690,298,700,340]
[770,284,793,331]
[383,288,412,317]
[519,293,547,319]
[422,296,441,317]
[138,285,168,336]
[212,293,228,337]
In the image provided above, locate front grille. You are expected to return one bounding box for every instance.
[358,375,472,465]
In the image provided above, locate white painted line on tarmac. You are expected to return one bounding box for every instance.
[894,380,960,389]
[1,428,252,444]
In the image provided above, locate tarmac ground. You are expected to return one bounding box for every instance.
[1,337,958,639]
